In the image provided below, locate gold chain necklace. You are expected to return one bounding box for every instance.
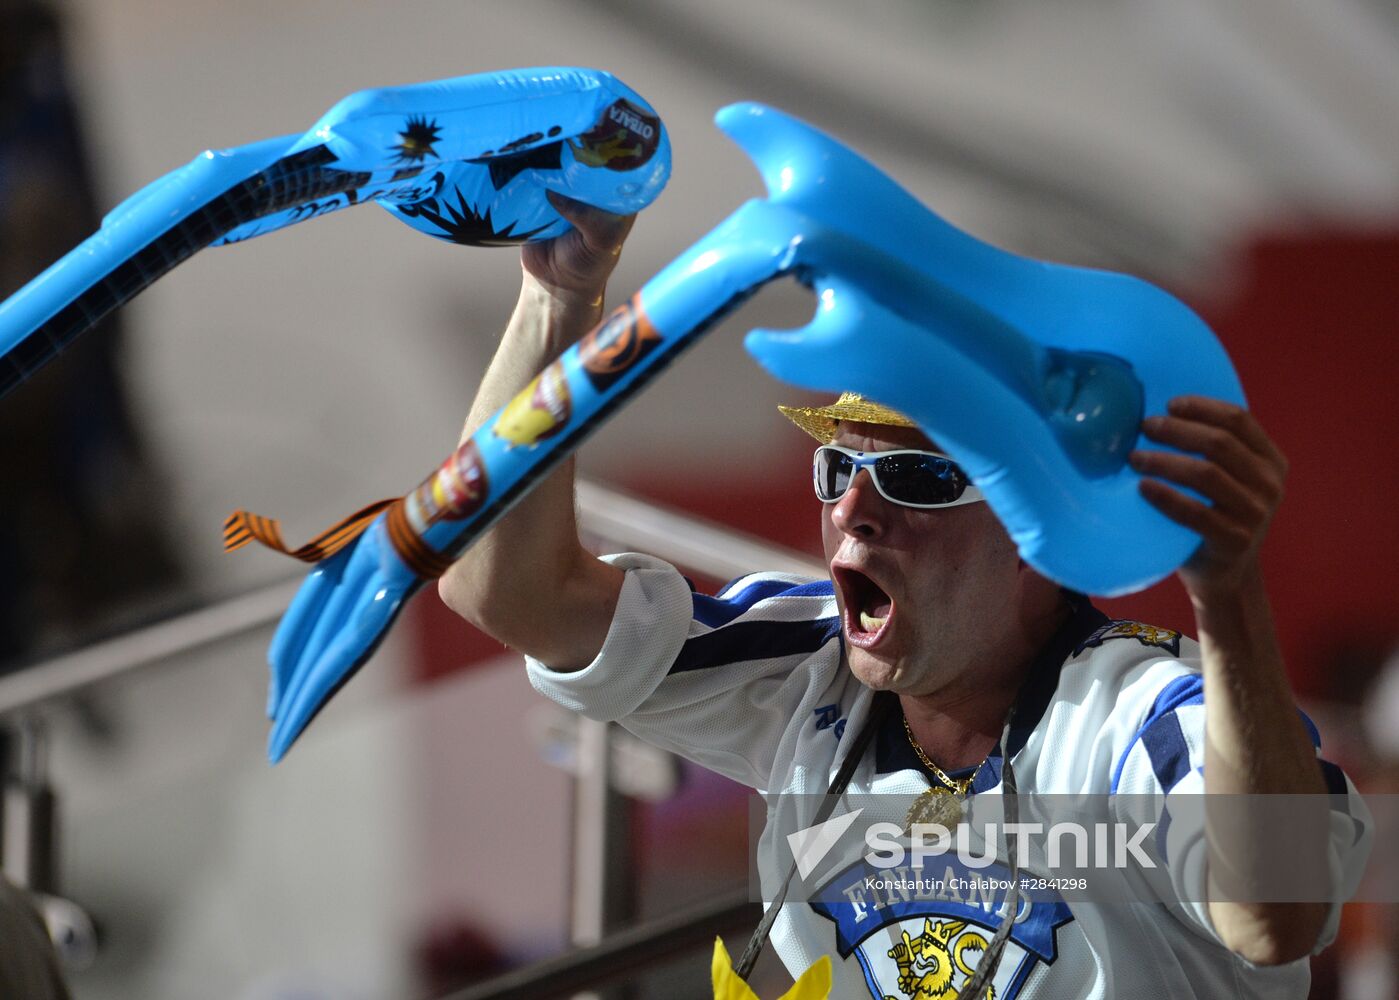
[902,716,982,793]
[902,715,988,830]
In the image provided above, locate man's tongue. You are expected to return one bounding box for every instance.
[856,589,892,634]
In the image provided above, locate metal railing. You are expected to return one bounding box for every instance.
[0,480,822,717]
[0,479,823,993]
[445,891,758,1000]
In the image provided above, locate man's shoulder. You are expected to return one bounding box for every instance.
[1044,610,1201,721]
[1071,617,1192,661]
[1023,612,1203,787]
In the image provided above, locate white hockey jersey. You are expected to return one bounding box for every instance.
[527,553,1372,999]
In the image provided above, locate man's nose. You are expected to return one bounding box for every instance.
[829,469,887,538]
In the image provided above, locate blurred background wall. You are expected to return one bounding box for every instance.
[1,0,1396,997]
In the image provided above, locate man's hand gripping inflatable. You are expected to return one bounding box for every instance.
[264,103,1242,760]
[0,67,670,395]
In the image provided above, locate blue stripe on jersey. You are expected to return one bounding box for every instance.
[1154,774,1187,857]
[670,617,841,673]
[1140,710,1193,793]
[1150,673,1207,717]
[1300,711,1322,750]
[1315,760,1366,845]
[1111,674,1203,793]
[1319,759,1349,798]
[690,578,812,628]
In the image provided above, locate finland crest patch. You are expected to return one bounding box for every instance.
[810,855,1073,998]
[1074,619,1181,658]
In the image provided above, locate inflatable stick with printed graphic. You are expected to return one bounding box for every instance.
[0,67,670,398]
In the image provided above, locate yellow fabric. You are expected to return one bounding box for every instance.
[777,391,916,443]
[711,938,832,1000]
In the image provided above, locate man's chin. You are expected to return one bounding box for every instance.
[847,648,903,691]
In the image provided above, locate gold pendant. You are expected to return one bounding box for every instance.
[904,787,965,831]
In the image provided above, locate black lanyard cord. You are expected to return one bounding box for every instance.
[734,692,894,980]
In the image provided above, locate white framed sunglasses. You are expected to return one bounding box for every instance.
[812,445,985,509]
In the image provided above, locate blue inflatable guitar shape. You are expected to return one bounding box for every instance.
[257,102,1242,761]
[0,67,670,397]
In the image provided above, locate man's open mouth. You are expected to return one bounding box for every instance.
[832,564,895,647]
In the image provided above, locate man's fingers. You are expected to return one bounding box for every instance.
[1137,478,1255,557]
[1129,449,1270,522]
[1140,398,1289,594]
[1138,414,1284,498]
[1164,396,1287,469]
[546,190,635,251]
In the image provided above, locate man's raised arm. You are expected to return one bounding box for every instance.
[1133,398,1334,963]
[438,196,633,671]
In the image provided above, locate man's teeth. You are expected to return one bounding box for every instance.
[859,611,887,632]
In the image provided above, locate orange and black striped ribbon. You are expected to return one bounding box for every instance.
[384,502,456,579]
[223,498,398,564]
